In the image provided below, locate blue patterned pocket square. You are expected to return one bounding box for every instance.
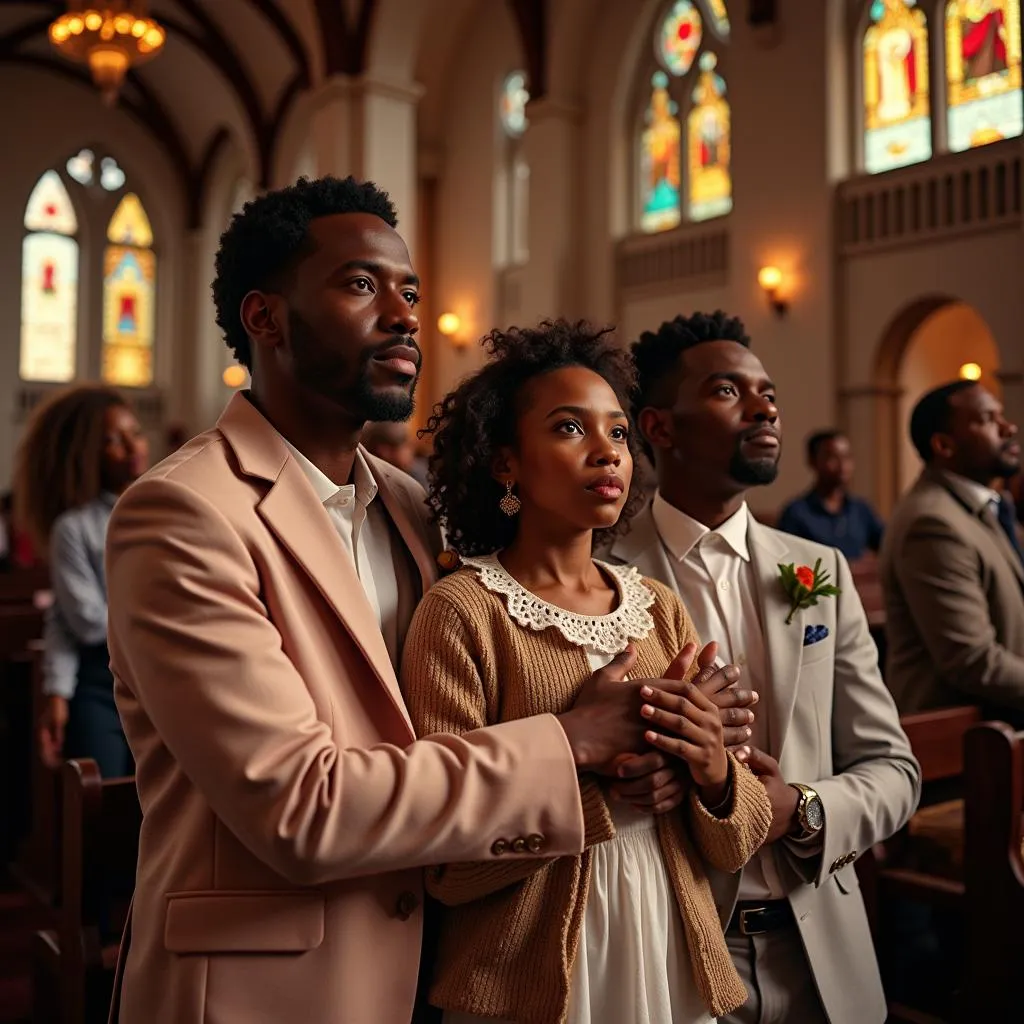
[803,624,829,647]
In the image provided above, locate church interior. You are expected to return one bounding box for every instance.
[0,0,1022,1021]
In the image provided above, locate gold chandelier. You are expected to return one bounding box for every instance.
[49,2,166,106]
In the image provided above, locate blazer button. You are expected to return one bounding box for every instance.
[491,838,508,856]
[511,837,527,854]
[527,833,544,854]
[396,891,419,920]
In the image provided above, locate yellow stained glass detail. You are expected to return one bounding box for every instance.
[688,53,732,222]
[102,245,156,388]
[24,170,78,234]
[107,192,154,247]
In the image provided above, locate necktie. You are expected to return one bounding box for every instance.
[993,496,1024,568]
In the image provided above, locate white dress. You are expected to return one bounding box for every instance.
[443,555,715,1024]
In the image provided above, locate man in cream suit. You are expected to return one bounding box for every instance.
[104,177,708,1024]
[611,311,920,1024]
[882,379,1024,722]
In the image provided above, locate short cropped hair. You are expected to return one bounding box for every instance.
[909,380,977,462]
[806,429,844,462]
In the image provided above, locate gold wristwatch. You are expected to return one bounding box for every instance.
[789,783,824,839]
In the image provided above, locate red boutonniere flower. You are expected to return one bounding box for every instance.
[778,559,841,625]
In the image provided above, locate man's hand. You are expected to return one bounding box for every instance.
[557,642,702,770]
[607,751,686,814]
[690,642,758,750]
[740,747,800,844]
[38,694,68,769]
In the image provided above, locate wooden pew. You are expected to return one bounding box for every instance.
[961,722,1024,1019]
[0,564,49,606]
[32,759,140,1024]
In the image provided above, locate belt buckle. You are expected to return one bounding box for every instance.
[739,907,767,936]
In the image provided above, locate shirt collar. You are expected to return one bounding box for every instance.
[942,470,1001,515]
[651,492,751,562]
[281,438,378,509]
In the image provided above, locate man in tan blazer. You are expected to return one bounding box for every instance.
[105,177,720,1024]
[611,312,920,1024]
[882,379,1024,722]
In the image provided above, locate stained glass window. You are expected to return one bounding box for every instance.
[640,71,683,232]
[20,172,78,383]
[688,53,732,220]
[102,194,156,388]
[703,0,729,38]
[500,71,530,137]
[946,0,1022,151]
[864,0,932,173]
[657,1,703,77]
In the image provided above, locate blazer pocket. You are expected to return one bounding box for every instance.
[164,890,325,954]
[801,638,834,668]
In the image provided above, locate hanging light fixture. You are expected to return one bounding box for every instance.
[49,2,166,107]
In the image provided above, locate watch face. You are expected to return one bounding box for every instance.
[805,796,824,831]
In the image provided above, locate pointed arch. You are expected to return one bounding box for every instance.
[20,170,79,382]
[102,193,157,388]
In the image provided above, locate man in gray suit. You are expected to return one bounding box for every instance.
[881,380,1024,722]
[612,311,919,1024]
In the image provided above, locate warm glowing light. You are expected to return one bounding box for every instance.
[84,11,102,31]
[68,16,84,34]
[757,266,783,292]
[132,19,146,38]
[223,365,248,388]
[437,313,461,337]
[959,362,982,381]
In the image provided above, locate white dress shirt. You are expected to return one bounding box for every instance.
[283,440,402,670]
[944,471,1001,514]
[650,492,785,900]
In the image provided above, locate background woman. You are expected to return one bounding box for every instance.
[14,385,149,777]
[402,321,771,1024]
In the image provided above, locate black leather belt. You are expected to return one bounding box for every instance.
[727,900,795,936]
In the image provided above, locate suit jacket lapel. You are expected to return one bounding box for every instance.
[609,505,679,594]
[748,520,804,759]
[218,394,413,732]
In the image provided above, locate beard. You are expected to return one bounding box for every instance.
[728,447,780,486]
[289,311,420,423]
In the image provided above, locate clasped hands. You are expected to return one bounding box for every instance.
[558,640,759,816]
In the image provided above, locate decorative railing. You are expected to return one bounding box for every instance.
[615,223,730,293]
[836,139,1022,258]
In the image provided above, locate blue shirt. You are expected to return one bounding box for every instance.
[42,493,115,699]
[777,490,884,561]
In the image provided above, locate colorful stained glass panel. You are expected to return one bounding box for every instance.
[946,0,1022,151]
[102,245,156,388]
[864,0,932,173]
[688,53,732,221]
[500,71,530,137]
[20,232,78,382]
[704,0,729,38]
[24,170,78,234]
[107,192,154,247]
[640,71,682,232]
[657,1,703,77]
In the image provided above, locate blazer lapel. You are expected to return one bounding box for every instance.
[609,505,679,594]
[748,520,804,759]
[218,395,413,731]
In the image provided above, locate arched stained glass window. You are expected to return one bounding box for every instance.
[657,1,703,77]
[102,193,157,388]
[863,0,932,174]
[945,0,1022,151]
[704,0,730,39]
[20,171,79,382]
[640,71,683,232]
[688,53,732,220]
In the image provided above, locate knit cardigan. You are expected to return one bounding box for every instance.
[400,564,773,1024]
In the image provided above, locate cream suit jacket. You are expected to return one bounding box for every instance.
[609,507,920,1024]
[881,468,1024,718]
[105,393,586,1024]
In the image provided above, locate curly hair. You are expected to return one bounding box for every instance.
[13,385,128,551]
[631,310,750,418]
[422,320,645,557]
[212,176,399,370]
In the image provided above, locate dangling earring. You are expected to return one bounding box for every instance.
[499,480,522,517]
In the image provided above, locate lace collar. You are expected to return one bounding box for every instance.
[461,554,656,654]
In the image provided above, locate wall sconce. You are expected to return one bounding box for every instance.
[222,364,247,388]
[959,362,982,381]
[757,265,788,317]
[437,312,470,349]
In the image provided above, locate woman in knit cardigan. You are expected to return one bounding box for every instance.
[401,320,772,1024]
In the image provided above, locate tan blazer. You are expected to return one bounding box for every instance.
[105,393,586,1024]
[609,507,920,1024]
[881,468,1024,717]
